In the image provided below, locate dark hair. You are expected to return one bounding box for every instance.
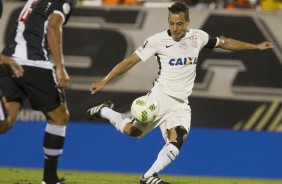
[168,1,190,20]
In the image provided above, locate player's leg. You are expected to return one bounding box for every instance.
[0,92,9,132]
[23,66,68,184]
[0,101,21,133]
[86,101,143,137]
[0,76,23,134]
[42,104,69,184]
[142,126,187,176]
[140,126,188,184]
[140,91,191,184]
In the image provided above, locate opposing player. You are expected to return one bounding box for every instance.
[86,1,273,184]
[0,0,76,183]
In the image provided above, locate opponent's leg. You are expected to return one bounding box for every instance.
[0,97,21,134]
[140,126,188,184]
[42,104,69,184]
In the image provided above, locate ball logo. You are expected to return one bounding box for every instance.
[148,104,157,111]
[141,110,149,122]
[135,99,146,106]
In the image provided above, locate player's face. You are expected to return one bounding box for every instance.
[168,12,190,42]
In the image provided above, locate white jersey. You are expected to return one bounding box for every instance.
[135,29,218,103]
[2,0,76,69]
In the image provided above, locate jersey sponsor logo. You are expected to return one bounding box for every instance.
[169,57,198,66]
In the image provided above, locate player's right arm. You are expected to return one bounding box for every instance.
[90,53,141,94]
[0,53,24,77]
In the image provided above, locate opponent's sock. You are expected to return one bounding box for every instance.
[144,143,179,178]
[100,107,131,133]
[43,124,66,183]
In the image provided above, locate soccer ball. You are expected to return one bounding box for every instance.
[131,96,159,123]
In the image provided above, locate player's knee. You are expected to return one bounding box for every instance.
[170,126,188,150]
[0,121,12,134]
[60,111,69,124]
[46,112,69,126]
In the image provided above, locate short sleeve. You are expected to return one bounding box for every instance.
[135,34,158,62]
[50,0,76,25]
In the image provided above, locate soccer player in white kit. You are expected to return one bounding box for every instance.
[86,2,273,183]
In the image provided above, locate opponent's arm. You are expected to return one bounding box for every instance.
[0,53,24,77]
[90,53,141,94]
[47,13,69,88]
[217,37,273,51]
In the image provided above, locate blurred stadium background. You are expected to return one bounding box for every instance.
[0,0,282,181]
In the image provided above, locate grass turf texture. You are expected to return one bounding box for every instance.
[0,167,282,184]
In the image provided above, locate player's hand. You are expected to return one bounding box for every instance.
[257,41,273,50]
[90,80,106,94]
[0,54,24,78]
[55,65,69,88]
[9,60,24,78]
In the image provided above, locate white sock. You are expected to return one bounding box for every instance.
[100,107,131,133]
[144,143,179,178]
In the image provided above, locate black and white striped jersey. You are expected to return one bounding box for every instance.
[135,29,218,103]
[2,0,76,69]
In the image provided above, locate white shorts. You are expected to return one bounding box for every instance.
[133,88,191,141]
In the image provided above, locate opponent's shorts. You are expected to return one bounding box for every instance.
[0,65,65,112]
[133,88,191,141]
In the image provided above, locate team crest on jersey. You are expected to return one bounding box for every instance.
[63,3,71,14]
[189,36,198,48]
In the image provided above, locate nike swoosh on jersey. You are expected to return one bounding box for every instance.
[166,44,174,48]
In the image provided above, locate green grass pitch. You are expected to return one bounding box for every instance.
[0,167,282,184]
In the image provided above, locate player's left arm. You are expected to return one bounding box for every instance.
[217,37,273,51]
